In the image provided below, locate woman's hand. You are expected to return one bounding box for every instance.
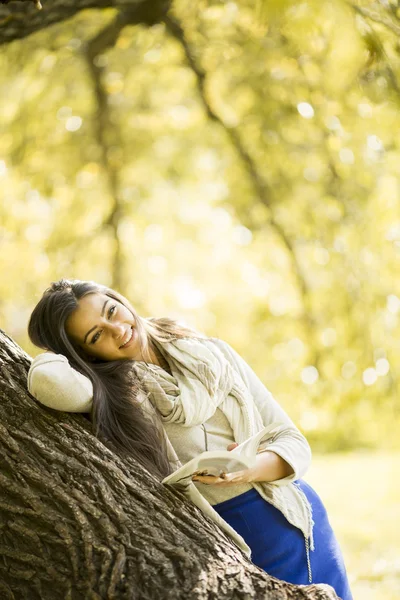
[191,442,295,485]
[192,467,257,486]
[192,442,257,486]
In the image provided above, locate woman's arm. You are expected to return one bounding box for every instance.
[210,338,312,484]
[28,352,93,412]
[252,449,294,481]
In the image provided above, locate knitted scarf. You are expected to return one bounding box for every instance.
[134,336,314,546]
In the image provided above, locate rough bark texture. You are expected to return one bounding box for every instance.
[0,0,168,45]
[0,329,339,599]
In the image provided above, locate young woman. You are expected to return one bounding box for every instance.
[27,278,353,600]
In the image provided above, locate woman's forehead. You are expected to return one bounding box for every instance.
[81,292,108,310]
[75,292,109,315]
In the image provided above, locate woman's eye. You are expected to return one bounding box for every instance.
[90,305,116,344]
[91,331,101,345]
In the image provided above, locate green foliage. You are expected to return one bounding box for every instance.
[1,1,400,451]
[307,451,400,600]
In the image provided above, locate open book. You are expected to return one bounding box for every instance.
[162,422,283,488]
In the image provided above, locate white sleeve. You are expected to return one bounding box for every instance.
[210,338,312,482]
[28,352,93,413]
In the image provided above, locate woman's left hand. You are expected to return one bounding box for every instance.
[191,442,294,485]
[192,442,256,486]
[192,467,257,486]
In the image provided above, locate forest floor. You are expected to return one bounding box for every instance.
[305,452,400,600]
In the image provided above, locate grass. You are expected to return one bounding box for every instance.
[304,452,400,600]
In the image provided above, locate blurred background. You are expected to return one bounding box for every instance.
[0,0,399,597]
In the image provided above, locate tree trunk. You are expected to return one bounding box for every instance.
[0,330,338,599]
[0,0,169,46]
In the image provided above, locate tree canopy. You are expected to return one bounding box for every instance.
[1,0,399,451]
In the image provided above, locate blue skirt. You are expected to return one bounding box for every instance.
[213,480,353,600]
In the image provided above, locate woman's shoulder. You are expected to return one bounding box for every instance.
[206,337,238,356]
[157,334,234,352]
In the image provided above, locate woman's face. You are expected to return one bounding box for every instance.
[65,293,144,362]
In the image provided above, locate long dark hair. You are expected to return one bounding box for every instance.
[28,278,200,480]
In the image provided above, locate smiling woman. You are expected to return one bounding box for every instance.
[27,278,199,479]
[27,278,353,600]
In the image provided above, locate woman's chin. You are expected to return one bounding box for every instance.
[122,344,140,360]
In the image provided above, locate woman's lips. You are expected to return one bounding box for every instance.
[120,326,136,349]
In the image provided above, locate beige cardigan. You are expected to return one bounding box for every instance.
[27,339,312,557]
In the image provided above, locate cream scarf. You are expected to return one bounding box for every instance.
[134,336,314,549]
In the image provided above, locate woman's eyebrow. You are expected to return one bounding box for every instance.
[83,299,109,344]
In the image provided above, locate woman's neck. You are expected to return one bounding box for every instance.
[149,342,171,374]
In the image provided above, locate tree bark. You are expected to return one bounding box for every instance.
[0,330,338,599]
[0,0,169,46]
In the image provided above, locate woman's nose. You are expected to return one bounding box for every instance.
[110,322,125,339]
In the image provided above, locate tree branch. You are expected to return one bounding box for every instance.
[84,5,169,290]
[164,14,317,357]
[0,0,169,46]
[84,12,129,291]
[0,0,42,9]
[349,2,400,96]
[351,3,400,37]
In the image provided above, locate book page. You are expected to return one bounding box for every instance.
[163,422,283,488]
